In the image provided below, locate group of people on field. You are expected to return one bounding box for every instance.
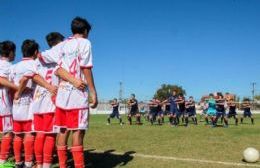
[107,91,255,127]
[0,17,97,168]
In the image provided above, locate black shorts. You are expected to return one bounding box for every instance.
[129,110,139,116]
[244,111,252,117]
[227,111,237,118]
[109,111,120,119]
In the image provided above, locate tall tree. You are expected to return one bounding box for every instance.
[154,84,186,101]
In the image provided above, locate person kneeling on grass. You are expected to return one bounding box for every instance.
[107,98,123,125]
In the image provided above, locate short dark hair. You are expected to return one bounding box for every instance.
[71,17,91,35]
[22,39,39,58]
[0,41,16,58]
[46,32,64,47]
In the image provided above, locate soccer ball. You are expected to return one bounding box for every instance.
[243,147,259,163]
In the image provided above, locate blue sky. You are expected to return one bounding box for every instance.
[1,0,260,101]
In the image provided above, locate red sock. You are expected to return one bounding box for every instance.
[43,135,55,164]
[13,136,23,164]
[71,146,84,168]
[57,146,67,168]
[0,136,12,161]
[24,135,35,163]
[34,133,45,165]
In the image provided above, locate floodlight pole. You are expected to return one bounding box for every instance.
[251,82,256,110]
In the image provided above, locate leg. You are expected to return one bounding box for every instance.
[250,115,254,124]
[43,134,56,168]
[56,129,69,168]
[13,134,23,166]
[107,116,111,125]
[205,115,209,125]
[34,132,45,167]
[127,114,132,125]
[24,133,35,167]
[0,132,13,163]
[71,130,85,168]
[136,114,141,124]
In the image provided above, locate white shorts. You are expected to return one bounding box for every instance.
[0,115,13,133]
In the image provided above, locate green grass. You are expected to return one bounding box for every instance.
[67,114,260,168]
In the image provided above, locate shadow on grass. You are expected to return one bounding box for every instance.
[64,149,135,168]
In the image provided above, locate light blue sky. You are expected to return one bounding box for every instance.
[1,0,260,101]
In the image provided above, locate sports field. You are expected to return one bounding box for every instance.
[56,114,260,168]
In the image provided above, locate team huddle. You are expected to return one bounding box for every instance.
[0,17,97,168]
[107,91,255,127]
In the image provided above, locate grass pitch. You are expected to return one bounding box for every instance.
[62,114,260,168]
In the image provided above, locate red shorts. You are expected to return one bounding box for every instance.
[34,113,55,133]
[55,107,89,130]
[13,120,33,134]
[0,115,13,133]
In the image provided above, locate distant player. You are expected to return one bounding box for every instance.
[227,98,238,125]
[241,99,254,124]
[107,98,123,125]
[0,41,18,167]
[156,99,164,124]
[206,93,217,127]
[163,90,179,126]
[127,94,141,125]
[11,40,57,168]
[186,96,198,125]
[148,98,158,125]
[215,94,228,127]
[177,94,187,126]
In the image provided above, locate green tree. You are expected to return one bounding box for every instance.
[153,84,186,101]
[254,95,260,101]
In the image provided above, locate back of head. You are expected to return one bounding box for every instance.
[46,32,64,47]
[22,39,39,58]
[0,41,16,60]
[71,16,91,36]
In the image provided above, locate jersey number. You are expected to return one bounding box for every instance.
[69,59,77,77]
[45,69,53,84]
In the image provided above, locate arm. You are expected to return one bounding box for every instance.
[14,77,29,100]
[82,68,98,108]
[55,68,86,90]
[0,77,18,91]
[32,74,57,95]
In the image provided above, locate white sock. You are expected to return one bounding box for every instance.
[25,162,32,167]
[43,163,51,168]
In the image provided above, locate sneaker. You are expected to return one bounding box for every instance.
[120,123,123,126]
[106,123,110,125]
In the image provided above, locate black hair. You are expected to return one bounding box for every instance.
[209,93,214,97]
[71,17,91,35]
[21,39,39,58]
[0,41,16,58]
[46,32,64,47]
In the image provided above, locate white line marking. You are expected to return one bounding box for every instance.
[92,150,260,167]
